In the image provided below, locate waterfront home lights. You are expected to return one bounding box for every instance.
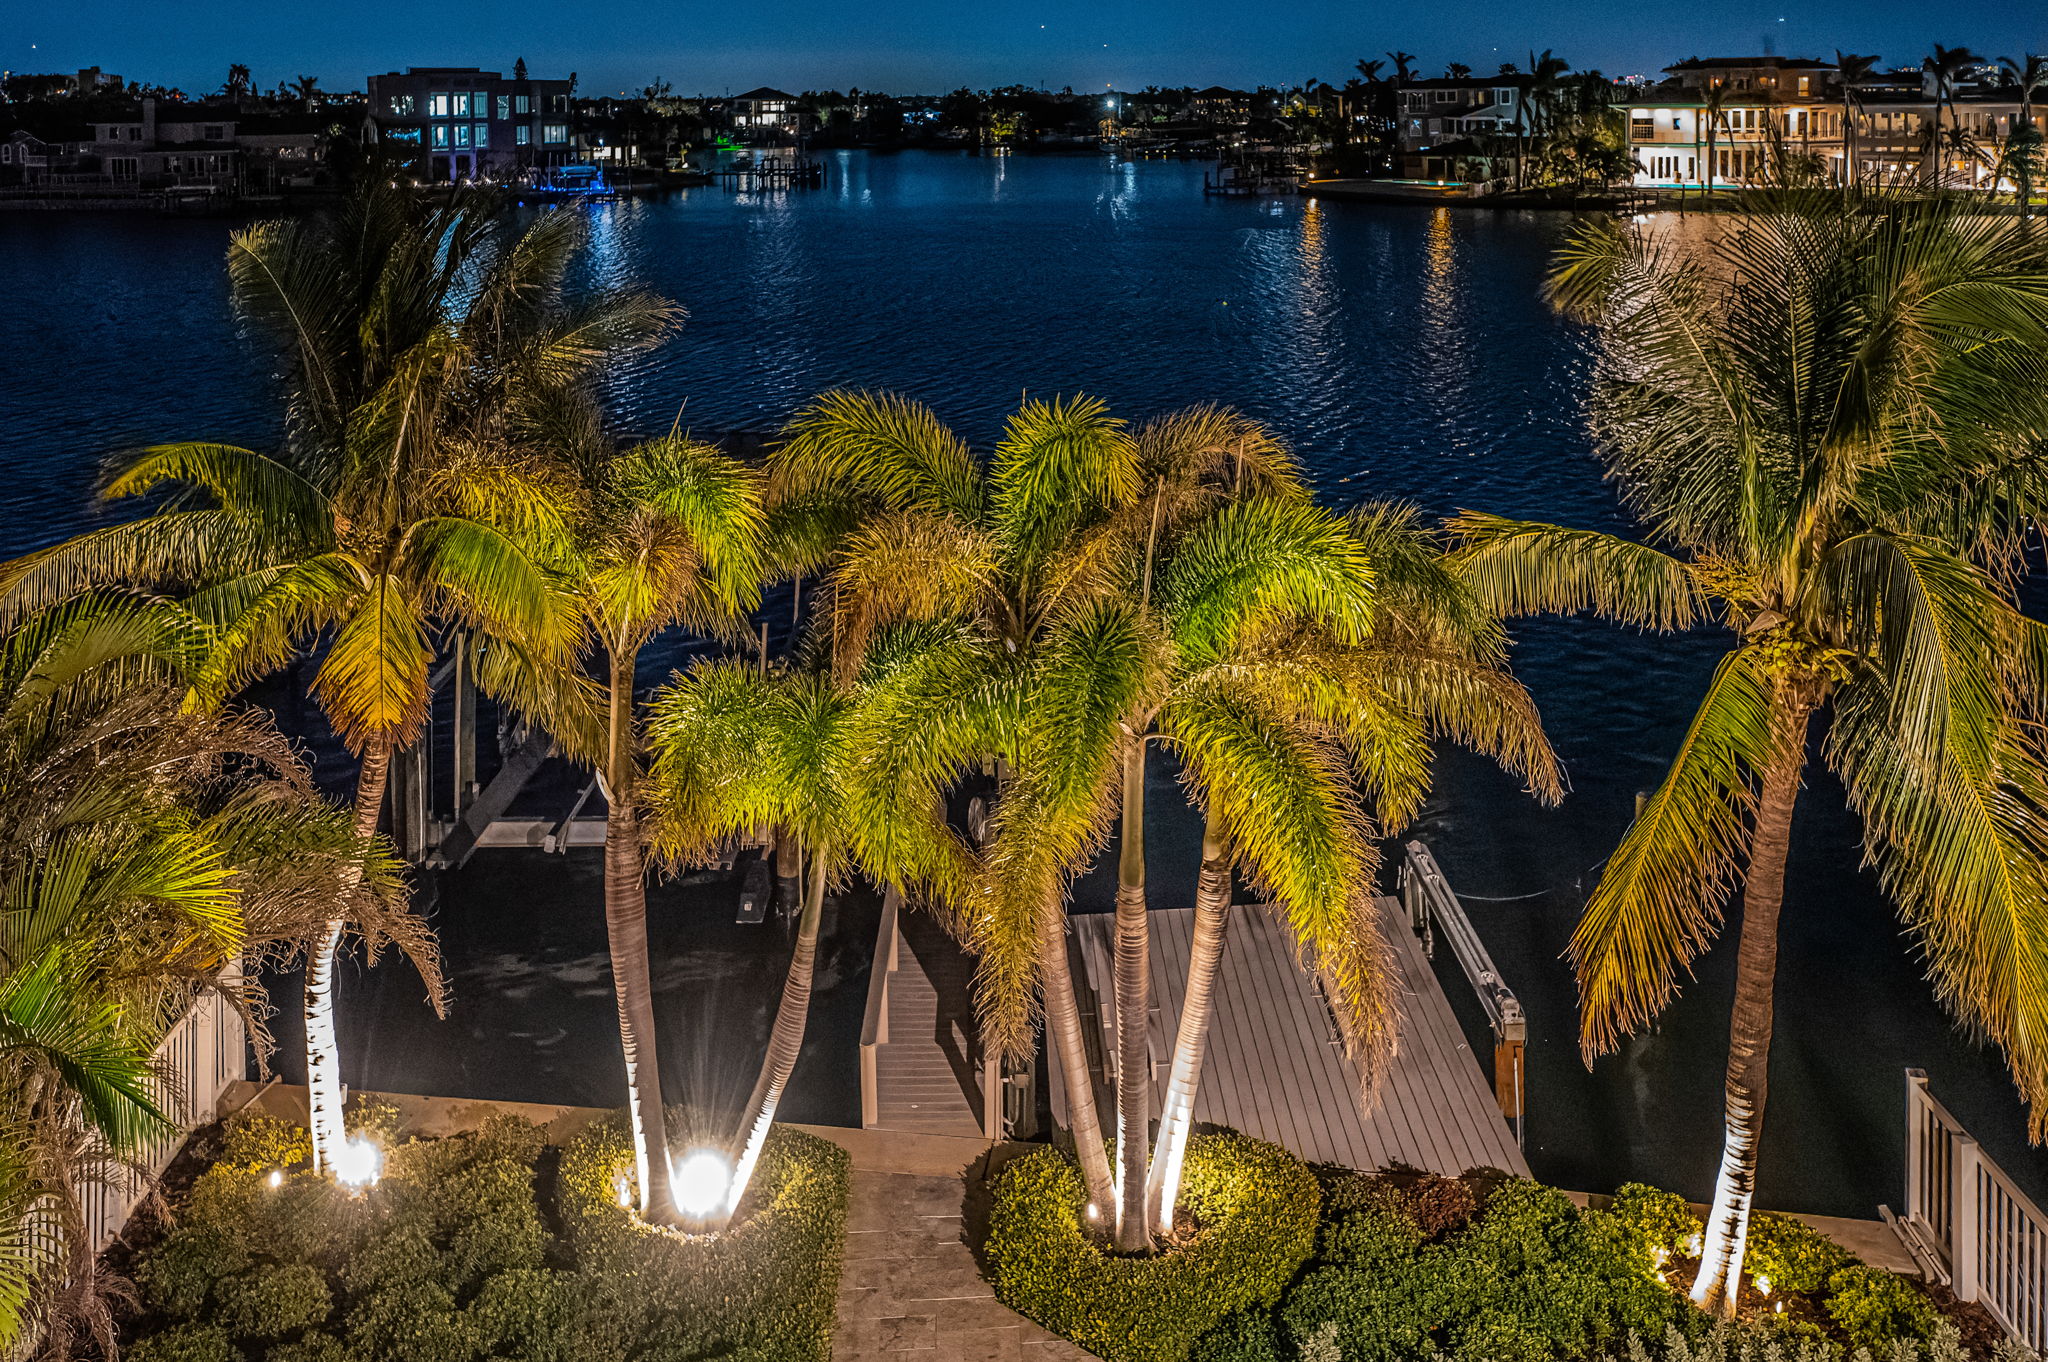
[334,1135,382,1191]
[673,1149,733,1220]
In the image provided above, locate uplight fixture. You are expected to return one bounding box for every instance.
[673,1150,732,1221]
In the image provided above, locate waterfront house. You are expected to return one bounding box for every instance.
[86,99,241,190]
[1839,68,2040,190]
[725,88,807,141]
[1394,75,1531,183]
[365,66,576,183]
[1620,57,1843,190]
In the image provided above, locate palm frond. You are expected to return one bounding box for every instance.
[1446,512,1703,630]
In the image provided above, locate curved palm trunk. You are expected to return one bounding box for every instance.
[1690,689,1815,1315]
[726,843,827,1218]
[1041,906,1118,1226]
[1146,821,1231,1235]
[306,738,391,1172]
[601,653,677,1222]
[1112,739,1151,1252]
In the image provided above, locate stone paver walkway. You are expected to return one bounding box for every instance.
[835,1166,1097,1361]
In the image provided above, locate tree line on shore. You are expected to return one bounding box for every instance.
[3,168,2048,1351]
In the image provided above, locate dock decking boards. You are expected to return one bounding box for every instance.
[1050,898,1530,1177]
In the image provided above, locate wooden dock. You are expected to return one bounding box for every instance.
[860,890,997,1139]
[1052,899,1530,1177]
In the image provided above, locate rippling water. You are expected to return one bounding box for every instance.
[3,150,2041,1216]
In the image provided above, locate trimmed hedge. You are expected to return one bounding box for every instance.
[556,1112,850,1362]
[127,1106,850,1362]
[987,1133,1320,1362]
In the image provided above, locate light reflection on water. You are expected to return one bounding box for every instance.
[2,157,2042,1214]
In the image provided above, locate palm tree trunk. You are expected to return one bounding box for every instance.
[601,652,677,1222]
[1040,905,1117,1228]
[1112,737,1151,1252]
[306,738,392,1172]
[1145,821,1231,1235]
[726,843,827,1219]
[1690,687,1814,1315]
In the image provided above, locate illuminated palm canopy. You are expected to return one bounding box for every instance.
[1456,191,2048,1311]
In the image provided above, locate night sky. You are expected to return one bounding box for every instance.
[8,0,2046,98]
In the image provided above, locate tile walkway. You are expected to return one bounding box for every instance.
[834,1166,1098,1361]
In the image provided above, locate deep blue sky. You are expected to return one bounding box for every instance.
[8,0,2045,97]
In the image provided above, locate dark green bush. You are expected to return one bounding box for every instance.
[1745,1211,1856,1295]
[986,1132,1320,1362]
[556,1112,850,1362]
[212,1263,332,1341]
[128,1323,235,1362]
[220,1112,314,1171]
[1189,1308,1284,1362]
[1824,1265,1938,1351]
[345,1282,481,1362]
[265,1332,350,1362]
[1264,1176,1689,1362]
[141,1223,249,1320]
[467,1268,575,1362]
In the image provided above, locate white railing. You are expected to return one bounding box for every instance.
[22,975,248,1273]
[858,887,902,1129]
[1902,1068,2048,1353]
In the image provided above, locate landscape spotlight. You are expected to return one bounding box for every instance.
[673,1150,732,1221]
[334,1136,382,1191]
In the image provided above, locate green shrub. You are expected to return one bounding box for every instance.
[986,1133,1320,1362]
[266,1331,351,1362]
[1270,1175,1691,1362]
[221,1112,314,1171]
[1610,1184,1700,1259]
[1189,1308,1284,1362]
[467,1269,575,1362]
[128,1323,236,1362]
[213,1263,333,1341]
[1824,1265,1938,1352]
[142,1223,250,1319]
[345,1282,482,1362]
[339,1224,450,1298]
[556,1112,850,1362]
[1745,1212,1856,1295]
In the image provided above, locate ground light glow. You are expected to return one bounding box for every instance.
[334,1136,382,1190]
[672,1150,732,1220]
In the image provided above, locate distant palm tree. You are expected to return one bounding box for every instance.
[1459,196,2048,1316]
[1355,58,1384,83]
[1999,124,2045,216]
[1445,62,1472,80]
[224,63,252,99]
[1923,44,1982,188]
[1386,51,1416,83]
[1834,52,1880,185]
[1699,83,1734,195]
[291,74,319,111]
[1520,50,1571,190]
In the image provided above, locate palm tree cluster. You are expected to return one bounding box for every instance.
[8,154,2048,1357]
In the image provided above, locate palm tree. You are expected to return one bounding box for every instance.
[0,595,417,1350]
[541,431,766,1222]
[291,75,320,111]
[0,192,661,1172]
[1455,198,2048,1315]
[646,647,970,1218]
[1923,45,1982,189]
[224,63,252,100]
[1141,506,1559,1234]
[1386,51,1416,84]
[1835,53,1880,186]
[1520,51,1571,191]
[2000,124,2045,216]
[1698,83,1733,197]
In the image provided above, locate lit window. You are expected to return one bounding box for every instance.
[453,92,471,117]
[516,94,530,114]
[430,93,450,117]
[454,123,472,147]
[515,126,531,145]
[432,124,449,148]
[496,95,509,119]
[473,123,488,148]
[388,94,414,116]
[544,123,568,143]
